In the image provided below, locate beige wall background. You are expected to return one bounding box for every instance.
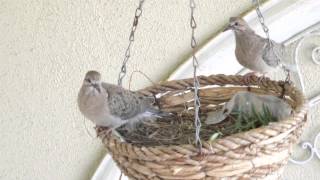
[1,0,319,180]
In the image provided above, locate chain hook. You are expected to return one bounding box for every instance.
[118,0,145,86]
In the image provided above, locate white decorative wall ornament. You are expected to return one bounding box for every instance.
[288,31,320,165]
[312,46,320,65]
[289,132,320,165]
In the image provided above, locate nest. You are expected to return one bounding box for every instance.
[117,112,222,147]
[96,74,308,180]
[114,108,278,147]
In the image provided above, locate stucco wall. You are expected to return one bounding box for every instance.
[3,0,318,180]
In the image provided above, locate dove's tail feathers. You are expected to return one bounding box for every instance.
[281,63,298,73]
[111,129,126,142]
[122,113,158,132]
[142,95,156,104]
[146,108,173,118]
[156,111,173,118]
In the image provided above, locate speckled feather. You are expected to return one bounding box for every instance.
[102,82,154,120]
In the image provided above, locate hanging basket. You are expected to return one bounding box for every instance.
[96,74,308,180]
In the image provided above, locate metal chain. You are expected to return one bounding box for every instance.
[252,0,272,47]
[189,0,202,151]
[118,0,145,86]
[252,0,291,83]
[117,0,202,149]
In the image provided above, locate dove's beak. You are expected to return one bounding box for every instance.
[223,24,232,32]
[93,84,101,93]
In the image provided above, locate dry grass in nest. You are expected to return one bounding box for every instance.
[105,106,278,147]
[114,113,231,147]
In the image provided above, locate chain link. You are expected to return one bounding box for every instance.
[189,0,202,151]
[252,0,271,46]
[118,0,145,86]
[252,0,291,83]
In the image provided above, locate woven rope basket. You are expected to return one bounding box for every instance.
[97,74,308,180]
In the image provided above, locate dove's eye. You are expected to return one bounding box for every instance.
[234,22,239,26]
[85,79,91,83]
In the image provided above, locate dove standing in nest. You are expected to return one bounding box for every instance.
[78,70,170,139]
[224,17,296,83]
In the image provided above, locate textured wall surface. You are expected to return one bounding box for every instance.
[0,0,256,179]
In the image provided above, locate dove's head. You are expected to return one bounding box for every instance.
[223,17,252,33]
[83,70,102,93]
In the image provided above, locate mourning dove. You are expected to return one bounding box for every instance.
[224,17,296,82]
[206,91,292,125]
[77,71,170,136]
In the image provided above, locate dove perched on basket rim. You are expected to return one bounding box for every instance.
[77,70,170,131]
[223,17,296,81]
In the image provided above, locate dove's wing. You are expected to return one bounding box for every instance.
[102,83,153,120]
[261,40,284,67]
